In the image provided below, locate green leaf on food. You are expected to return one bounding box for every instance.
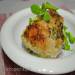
[42,2,59,10]
[41,3,46,11]
[66,32,75,44]
[43,11,51,22]
[64,41,70,50]
[63,29,70,50]
[63,25,75,50]
[31,4,43,15]
[64,36,70,50]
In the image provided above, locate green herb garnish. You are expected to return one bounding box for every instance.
[31,2,59,22]
[64,41,70,50]
[63,28,70,50]
[66,32,75,44]
[42,2,59,10]
[43,11,51,22]
[63,25,75,50]
[31,4,43,15]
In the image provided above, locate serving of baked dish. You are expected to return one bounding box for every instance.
[1,2,75,74]
[21,2,75,58]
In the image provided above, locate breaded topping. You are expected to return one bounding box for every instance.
[24,21,50,49]
[21,9,64,58]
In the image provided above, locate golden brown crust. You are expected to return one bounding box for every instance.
[24,21,50,50]
[21,9,64,58]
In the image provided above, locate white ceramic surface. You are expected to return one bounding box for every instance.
[1,8,75,74]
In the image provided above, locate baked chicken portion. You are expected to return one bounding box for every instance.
[21,9,64,58]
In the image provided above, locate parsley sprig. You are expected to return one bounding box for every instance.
[31,2,59,22]
[63,25,75,50]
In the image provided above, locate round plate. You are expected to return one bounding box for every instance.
[1,8,75,74]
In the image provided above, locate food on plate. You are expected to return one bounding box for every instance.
[21,2,75,58]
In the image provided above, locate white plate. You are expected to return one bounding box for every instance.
[1,8,75,74]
